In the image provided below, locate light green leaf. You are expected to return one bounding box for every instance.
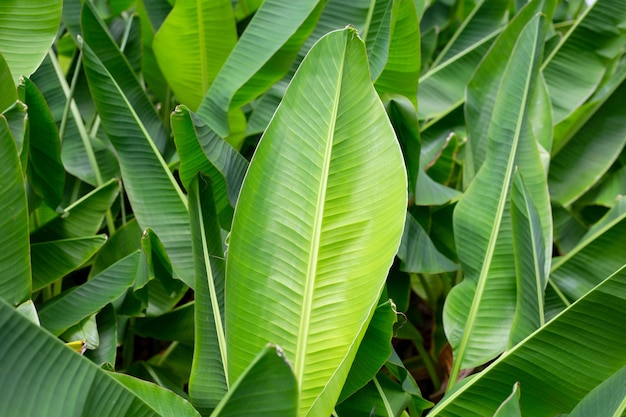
[209,345,298,417]
[417,0,511,120]
[39,252,140,336]
[0,115,30,305]
[398,213,458,274]
[374,0,421,105]
[81,40,194,288]
[16,300,40,326]
[444,14,548,387]
[429,265,626,417]
[0,294,184,417]
[548,74,626,206]
[0,53,17,112]
[493,383,521,417]
[0,0,62,83]
[153,0,238,111]
[226,28,407,416]
[197,0,325,136]
[188,175,228,413]
[415,169,462,206]
[542,0,626,123]
[508,171,548,347]
[31,235,107,291]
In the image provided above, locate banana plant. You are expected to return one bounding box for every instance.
[0,0,625,416]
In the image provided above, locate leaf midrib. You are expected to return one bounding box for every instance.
[294,42,347,390]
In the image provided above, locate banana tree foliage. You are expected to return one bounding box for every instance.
[0,0,625,416]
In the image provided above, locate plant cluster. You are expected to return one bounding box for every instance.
[0,0,625,416]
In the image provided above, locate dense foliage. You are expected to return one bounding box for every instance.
[0,0,625,416]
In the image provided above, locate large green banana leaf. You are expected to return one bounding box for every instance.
[444,12,550,387]
[429,265,626,417]
[0,0,62,83]
[225,28,407,416]
[542,0,626,124]
[80,40,194,288]
[568,365,626,417]
[0,295,201,416]
[0,115,30,305]
[0,53,16,111]
[197,0,324,136]
[153,0,238,111]
[188,175,228,413]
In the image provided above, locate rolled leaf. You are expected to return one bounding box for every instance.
[0,116,30,304]
[226,28,407,416]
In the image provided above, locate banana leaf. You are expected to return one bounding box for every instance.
[444,13,550,386]
[429,265,626,417]
[188,175,228,413]
[542,0,626,123]
[153,0,238,111]
[0,115,30,305]
[81,40,194,288]
[0,0,62,83]
[225,28,407,416]
[197,0,325,136]
[0,294,199,417]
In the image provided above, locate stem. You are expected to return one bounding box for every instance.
[373,376,395,417]
[413,339,441,391]
[417,273,436,308]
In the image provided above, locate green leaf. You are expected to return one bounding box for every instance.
[336,372,411,417]
[226,28,407,416]
[0,0,62,83]
[31,235,107,291]
[81,1,170,156]
[550,197,626,303]
[81,39,194,288]
[492,383,521,417]
[0,294,187,416]
[386,96,421,199]
[444,14,548,386]
[397,213,458,274]
[568,366,626,417]
[0,53,17,112]
[209,345,298,417]
[133,302,194,343]
[417,0,511,120]
[188,175,228,413]
[373,0,421,105]
[153,0,238,111]
[23,77,65,209]
[111,373,201,417]
[415,169,462,206]
[464,0,554,182]
[428,265,626,417]
[31,179,119,243]
[338,300,397,403]
[548,74,626,206]
[197,0,325,136]
[39,252,140,336]
[84,304,118,367]
[542,0,626,123]
[0,115,30,304]
[508,171,548,347]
